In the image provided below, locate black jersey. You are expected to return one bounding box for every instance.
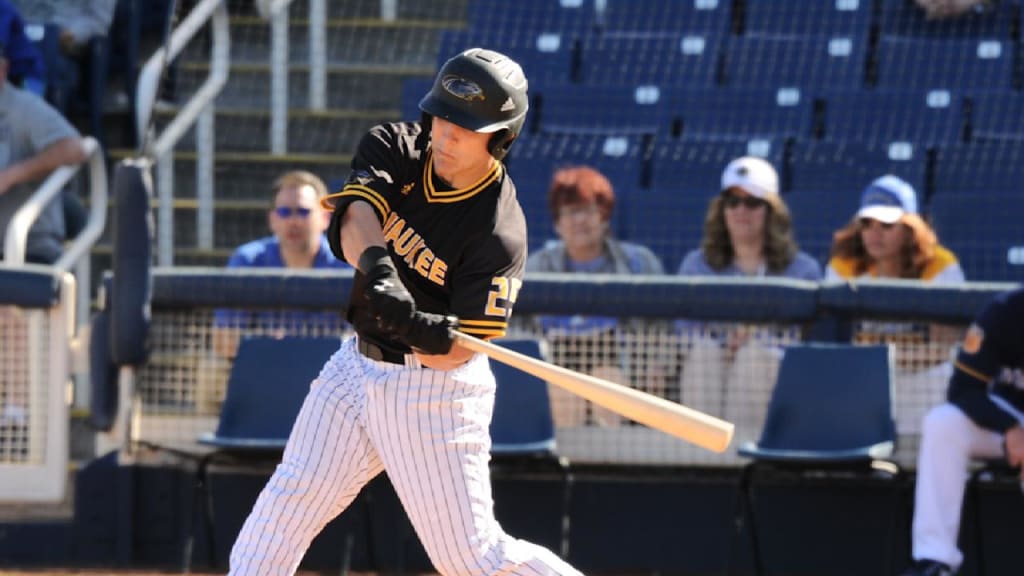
[326,122,527,354]
[947,288,1024,432]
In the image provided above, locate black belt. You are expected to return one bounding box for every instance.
[357,339,407,365]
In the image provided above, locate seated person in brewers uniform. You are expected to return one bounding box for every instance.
[827,175,965,435]
[526,165,665,427]
[900,288,1024,576]
[677,156,821,440]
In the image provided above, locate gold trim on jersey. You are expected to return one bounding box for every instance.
[459,319,508,338]
[422,150,502,203]
[321,185,391,220]
[954,359,993,384]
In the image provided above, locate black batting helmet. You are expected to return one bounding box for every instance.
[419,48,529,161]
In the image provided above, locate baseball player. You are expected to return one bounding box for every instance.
[901,288,1024,576]
[227,48,584,576]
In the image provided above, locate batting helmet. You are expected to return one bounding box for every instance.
[419,48,529,161]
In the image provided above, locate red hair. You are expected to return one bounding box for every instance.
[547,165,615,222]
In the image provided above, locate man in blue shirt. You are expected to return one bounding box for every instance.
[212,170,350,358]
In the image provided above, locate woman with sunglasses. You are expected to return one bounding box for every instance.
[827,175,965,438]
[677,157,821,442]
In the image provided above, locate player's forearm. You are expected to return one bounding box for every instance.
[415,342,474,370]
[340,201,387,268]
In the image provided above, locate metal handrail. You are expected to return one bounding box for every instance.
[3,136,107,274]
[134,0,230,265]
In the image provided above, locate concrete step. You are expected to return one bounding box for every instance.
[152,108,392,154]
[182,17,461,68]
[108,149,351,200]
[176,62,428,111]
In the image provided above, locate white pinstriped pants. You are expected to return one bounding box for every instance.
[911,398,1024,570]
[229,337,582,576]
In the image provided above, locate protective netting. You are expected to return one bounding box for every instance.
[0,306,51,466]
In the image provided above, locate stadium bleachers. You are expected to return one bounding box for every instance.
[822,89,965,146]
[877,0,1016,38]
[597,0,732,35]
[674,87,816,141]
[741,0,873,37]
[578,33,722,87]
[536,84,672,136]
[969,91,1024,142]
[875,37,1015,92]
[722,35,869,92]
[929,193,1024,282]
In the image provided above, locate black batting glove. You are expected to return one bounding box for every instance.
[359,246,415,333]
[402,312,458,355]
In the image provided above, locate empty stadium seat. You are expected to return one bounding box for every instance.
[822,89,965,146]
[399,77,434,123]
[742,0,873,37]
[597,0,732,35]
[579,33,721,87]
[723,35,867,92]
[878,0,1014,38]
[537,84,672,136]
[649,137,786,192]
[933,141,1024,195]
[620,188,708,273]
[469,0,596,37]
[969,91,1024,142]
[929,193,1024,282]
[438,29,575,86]
[674,87,816,141]
[875,37,1014,92]
[505,133,645,250]
[789,139,928,198]
[784,186,863,266]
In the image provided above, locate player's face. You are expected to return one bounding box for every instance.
[268,184,327,256]
[555,201,607,256]
[859,217,907,266]
[722,188,767,246]
[430,116,494,188]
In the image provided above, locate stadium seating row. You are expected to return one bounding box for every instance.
[500,134,1023,281]
[467,0,1020,40]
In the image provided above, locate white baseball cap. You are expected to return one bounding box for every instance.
[856,175,918,224]
[721,156,779,199]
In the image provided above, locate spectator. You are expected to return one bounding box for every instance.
[677,156,821,441]
[526,165,666,426]
[827,175,965,435]
[915,0,992,20]
[0,0,46,96]
[11,0,116,115]
[200,171,351,413]
[900,288,1024,576]
[0,39,87,265]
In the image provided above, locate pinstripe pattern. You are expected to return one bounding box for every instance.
[229,337,582,576]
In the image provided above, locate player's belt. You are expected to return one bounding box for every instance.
[357,339,407,365]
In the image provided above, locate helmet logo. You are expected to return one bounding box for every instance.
[441,75,485,101]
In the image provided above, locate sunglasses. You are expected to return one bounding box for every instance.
[722,194,766,209]
[273,206,313,219]
[858,218,897,230]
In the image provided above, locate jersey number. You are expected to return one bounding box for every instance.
[485,277,522,317]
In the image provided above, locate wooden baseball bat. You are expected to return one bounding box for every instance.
[452,332,734,453]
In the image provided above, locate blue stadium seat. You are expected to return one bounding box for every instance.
[489,339,559,454]
[969,91,1024,143]
[875,37,1014,92]
[537,84,672,136]
[597,0,732,35]
[579,33,721,87]
[620,187,708,273]
[822,89,965,146]
[929,193,1024,282]
[742,0,873,37]
[649,137,785,192]
[933,142,1024,195]
[789,140,928,197]
[674,87,816,141]
[469,0,596,37]
[878,0,1014,38]
[505,133,645,250]
[723,35,867,91]
[784,189,862,266]
[400,77,434,123]
[438,29,575,86]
